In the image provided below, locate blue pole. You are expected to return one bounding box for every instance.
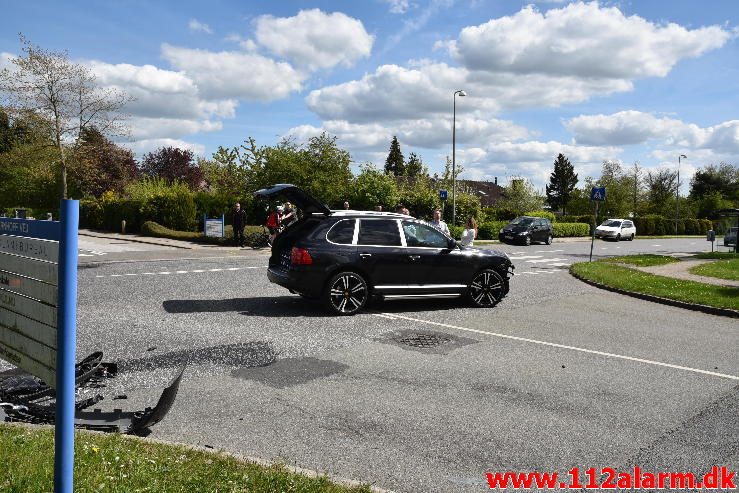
[54,200,78,493]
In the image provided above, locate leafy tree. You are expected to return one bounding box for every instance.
[694,191,733,220]
[0,35,130,199]
[499,179,544,217]
[689,163,739,203]
[545,153,578,215]
[405,152,427,178]
[596,160,634,218]
[140,147,204,189]
[645,168,677,217]
[384,136,405,176]
[69,127,139,197]
[397,175,438,219]
[348,164,399,210]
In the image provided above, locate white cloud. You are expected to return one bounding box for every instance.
[188,19,212,34]
[254,9,373,70]
[566,111,739,154]
[381,0,412,14]
[449,2,731,79]
[128,118,222,140]
[122,138,205,156]
[161,44,305,100]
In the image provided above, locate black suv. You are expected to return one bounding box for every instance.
[498,216,553,245]
[254,185,513,315]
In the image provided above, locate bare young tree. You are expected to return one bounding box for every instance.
[0,34,131,199]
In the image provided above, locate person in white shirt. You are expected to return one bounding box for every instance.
[429,209,450,236]
[461,216,478,247]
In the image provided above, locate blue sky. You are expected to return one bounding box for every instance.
[2,1,738,191]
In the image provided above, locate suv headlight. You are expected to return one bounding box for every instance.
[517,231,528,235]
[499,228,504,234]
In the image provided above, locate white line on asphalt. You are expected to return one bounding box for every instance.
[90,266,269,279]
[536,249,564,253]
[652,245,662,247]
[175,271,188,274]
[508,256,543,260]
[511,251,528,255]
[374,313,739,381]
[525,258,567,264]
[546,263,570,267]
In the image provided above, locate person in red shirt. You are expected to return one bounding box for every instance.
[266,205,284,244]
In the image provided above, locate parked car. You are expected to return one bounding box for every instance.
[253,184,513,315]
[498,216,553,246]
[724,227,738,247]
[594,219,636,241]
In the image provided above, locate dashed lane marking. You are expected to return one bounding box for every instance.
[508,255,543,260]
[536,249,564,253]
[372,313,739,381]
[93,266,267,278]
[525,258,568,264]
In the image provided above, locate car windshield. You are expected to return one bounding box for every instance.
[510,217,534,227]
[601,220,621,227]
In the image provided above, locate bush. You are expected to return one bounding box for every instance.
[477,221,508,240]
[552,223,590,238]
[141,221,265,246]
[524,210,556,222]
[448,225,464,239]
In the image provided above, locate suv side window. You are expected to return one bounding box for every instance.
[358,219,401,246]
[624,221,633,228]
[402,221,448,248]
[327,219,356,244]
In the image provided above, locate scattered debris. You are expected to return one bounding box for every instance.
[0,351,183,435]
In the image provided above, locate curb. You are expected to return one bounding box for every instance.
[569,267,739,319]
[79,231,194,250]
[1,422,395,493]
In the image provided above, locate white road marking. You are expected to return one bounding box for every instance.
[525,258,567,264]
[374,313,739,381]
[90,266,267,278]
[511,251,528,255]
[536,249,564,253]
[652,244,662,247]
[546,263,570,267]
[508,256,543,260]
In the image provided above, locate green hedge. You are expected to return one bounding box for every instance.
[140,221,265,246]
[81,190,197,233]
[553,223,590,238]
[633,215,711,236]
[477,221,508,240]
[523,210,556,222]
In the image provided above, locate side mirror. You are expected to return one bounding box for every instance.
[448,238,457,249]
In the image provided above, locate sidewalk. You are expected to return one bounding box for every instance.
[79,229,233,250]
[637,258,739,288]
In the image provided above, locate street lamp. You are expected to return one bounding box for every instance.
[452,89,466,226]
[676,154,687,234]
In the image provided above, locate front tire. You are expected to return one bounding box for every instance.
[324,271,368,315]
[629,234,634,241]
[467,269,505,308]
[545,234,553,245]
[524,235,531,246]
[616,234,621,242]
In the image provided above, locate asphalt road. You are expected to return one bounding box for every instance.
[4,236,738,492]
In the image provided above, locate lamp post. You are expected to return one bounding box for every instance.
[676,154,687,234]
[452,89,466,226]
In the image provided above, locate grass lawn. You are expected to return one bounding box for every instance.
[689,258,739,282]
[0,424,371,493]
[571,259,739,311]
[602,254,679,267]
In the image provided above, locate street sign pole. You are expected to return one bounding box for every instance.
[54,200,79,493]
[590,201,598,263]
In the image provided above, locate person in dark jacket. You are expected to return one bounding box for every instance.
[232,202,247,247]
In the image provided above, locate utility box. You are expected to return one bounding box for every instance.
[707,230,715,242]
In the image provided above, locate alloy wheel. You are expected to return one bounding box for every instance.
[468,269,505,307]
[326,272,368,315]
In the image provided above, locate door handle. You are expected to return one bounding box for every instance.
[408,255,421,261]
[359,253,372,258]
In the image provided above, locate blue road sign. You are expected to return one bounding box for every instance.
[439,189,448,201]
[591,187,606,201]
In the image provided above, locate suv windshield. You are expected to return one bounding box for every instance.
[510,217,534,227]
[601,220,622,227]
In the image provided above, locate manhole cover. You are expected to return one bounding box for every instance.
[396,333,451,348]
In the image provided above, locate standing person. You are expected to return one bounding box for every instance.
[343,201,350,210]
[461,216,478,247]
[282,202,297,227]
[266,205,283,244]
[429,209,450,236]
[374,205,383,212]
[232,202,247,247]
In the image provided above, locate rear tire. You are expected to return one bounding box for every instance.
[629,234,634,241]
[467,269,505,308]
[616,234,621,242]
[324,271,368,315]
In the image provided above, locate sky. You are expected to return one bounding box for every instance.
[2,0,738,192]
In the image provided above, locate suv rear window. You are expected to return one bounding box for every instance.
[358,219,401,246]
[327,219,355,244]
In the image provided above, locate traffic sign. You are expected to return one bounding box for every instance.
[591,187,606,201]
[439,189,448,201]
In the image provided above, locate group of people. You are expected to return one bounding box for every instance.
[231,200,478,248]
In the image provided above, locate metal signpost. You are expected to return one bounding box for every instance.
[439,189,448,217]
[203,213,225,238]
[589,187,606,262]
[0,200,78,493]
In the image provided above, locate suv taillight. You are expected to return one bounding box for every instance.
[291,247,313,265]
